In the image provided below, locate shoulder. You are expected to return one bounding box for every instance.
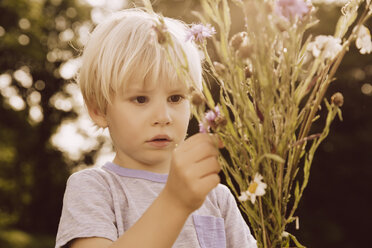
[65,166,116,197]
[67,166,111,186]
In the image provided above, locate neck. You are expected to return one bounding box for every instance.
[112,155,171,174]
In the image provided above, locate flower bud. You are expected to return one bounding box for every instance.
[264,2,273,14]
[331,92,344,107]
[230,32,248,51]
[244,66,252,78]
[213,61,226,76]
[153,24,167,44]
[191,91,205,106]
[215,115,227,128]
[238,43,253,59]
[276,21,287,32]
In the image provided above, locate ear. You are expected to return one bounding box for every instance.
[87,104,108,128]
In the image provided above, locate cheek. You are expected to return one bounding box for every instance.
[176,105,191,131]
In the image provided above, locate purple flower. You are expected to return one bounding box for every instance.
[275,0,309,20]
[198,106,220,133]
[199,122,210,133]
[205,106,220,124]
[185,23,216,44]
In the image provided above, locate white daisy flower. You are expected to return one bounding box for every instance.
[238,173,267,204]
[355,25,372,54]
[307,35,342,60]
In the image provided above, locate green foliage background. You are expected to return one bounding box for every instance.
[0,0,371,247]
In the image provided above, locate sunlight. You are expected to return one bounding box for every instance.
[13,67,32,88]
[59,58,81,80]
[0,73,11,89]
[361,83,372,96]
[29,105,43,123]
[0,26,5,37]
[9,95,26,111]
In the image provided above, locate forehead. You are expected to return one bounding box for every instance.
[123,77,189,94]
[119,59,190,94]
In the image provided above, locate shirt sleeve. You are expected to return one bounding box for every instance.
[55,169,118,248]
[217,184,258,248]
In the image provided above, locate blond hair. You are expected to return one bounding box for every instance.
[78,9,202,113]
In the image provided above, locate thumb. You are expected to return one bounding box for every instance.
[209,134,224,149]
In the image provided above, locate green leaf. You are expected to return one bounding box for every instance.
[201,0,218,24]
[222,0,231,34]
[294,181,300,200]
[288,232,306,248]
[257,153,286,164]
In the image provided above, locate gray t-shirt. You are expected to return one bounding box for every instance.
[55,162,257,248]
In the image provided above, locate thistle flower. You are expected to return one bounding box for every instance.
[198,106,222,133]
[238,173,267,204]
[199,122,210,133]
[307,35,342,60]
[185,23,216,44]
[275,0,310,20]
[355,25,372,54]
[205,106,220,123]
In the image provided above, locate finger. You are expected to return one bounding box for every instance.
[184,133,214,146]
[191,133,223,149]
[197,173,220,196]
[174,142,219,163]
[190,156,221,178]
[209,134,224,149]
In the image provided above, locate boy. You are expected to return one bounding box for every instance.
[55,9,257,248]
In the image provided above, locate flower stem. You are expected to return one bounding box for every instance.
[258,197,268,248]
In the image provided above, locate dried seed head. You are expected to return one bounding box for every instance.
[215,115,227,127]
[331,92,344,107]
[264,2,273,14]
[188,86,196,94]
[276,21,287,32]
[230,32,248,51]
[191,91,205,106]
[213,61,226,76]
[153,24,168,44]
[238,43,253,59]
[244,66,252,78]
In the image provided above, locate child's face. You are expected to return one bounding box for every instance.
[105,80,191,173]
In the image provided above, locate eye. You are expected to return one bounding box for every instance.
[168,95,184,103]
[132,96,148,104]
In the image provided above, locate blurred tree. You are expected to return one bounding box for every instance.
[0,0,91,240]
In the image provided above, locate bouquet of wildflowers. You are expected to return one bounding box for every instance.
[145,0,372,247]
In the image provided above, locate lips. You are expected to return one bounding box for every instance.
[147,135,172,148]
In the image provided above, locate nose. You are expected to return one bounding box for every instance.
[152,101,172,126]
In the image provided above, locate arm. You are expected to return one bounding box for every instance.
[70,133,222,248]
[71,190,190,248]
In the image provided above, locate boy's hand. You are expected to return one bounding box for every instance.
[163,133,222,214]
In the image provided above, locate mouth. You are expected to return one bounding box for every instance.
[147,135,172,148]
